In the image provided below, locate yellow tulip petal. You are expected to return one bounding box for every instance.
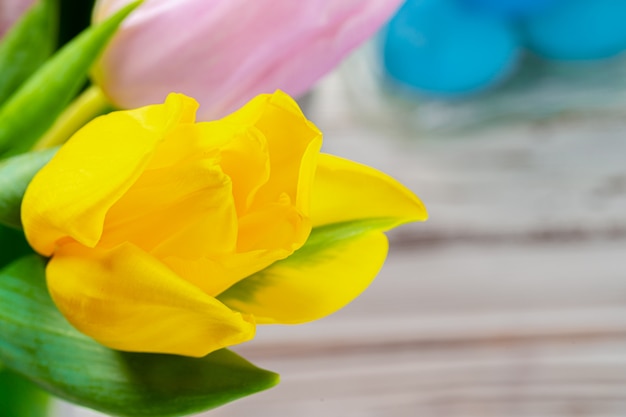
[237,197,309,253]
[209,123,270,215]
[218,230,388,324]
[163,248,279,297]
[220,90,322,214]
[312,153,428,228]
[101,157,237,258]
[47,242,255,357]
[22,93,199,256]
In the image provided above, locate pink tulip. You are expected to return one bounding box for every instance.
[92,0,403,120]
[0,0,35,37]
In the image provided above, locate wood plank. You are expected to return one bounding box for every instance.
[207,336,626,417]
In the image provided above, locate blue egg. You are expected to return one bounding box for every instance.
[459,0,562,17]
[522,0,626,60]
[381,0,520,96]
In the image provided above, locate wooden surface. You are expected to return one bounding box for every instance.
[55,70,626,416]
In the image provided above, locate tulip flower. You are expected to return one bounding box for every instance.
[90,0,404,120]
[0,0,35,37]
[21,90,426,357]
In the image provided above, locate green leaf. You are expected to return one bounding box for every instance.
[0,256,279,417]
[0,367,51,417]
[0,147,57,228]
[0,0,58,106]
[0,0,141,157]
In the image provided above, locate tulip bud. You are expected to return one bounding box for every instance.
[22,90,427,357]
[91,0,403,120]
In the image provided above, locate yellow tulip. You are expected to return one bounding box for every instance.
[21,91,427,357]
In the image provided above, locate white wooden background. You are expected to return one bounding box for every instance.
[56,63,626,417]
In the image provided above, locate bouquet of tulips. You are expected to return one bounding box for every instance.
[0,0,427,416]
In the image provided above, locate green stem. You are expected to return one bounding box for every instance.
[32,85,112,150]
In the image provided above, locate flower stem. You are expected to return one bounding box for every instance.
[32,85,112,150]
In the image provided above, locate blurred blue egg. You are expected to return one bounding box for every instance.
[460,0,561,17]
[382,0,520,96]
[522,0,626,60]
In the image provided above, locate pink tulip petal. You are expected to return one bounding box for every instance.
[92,0,403,119]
